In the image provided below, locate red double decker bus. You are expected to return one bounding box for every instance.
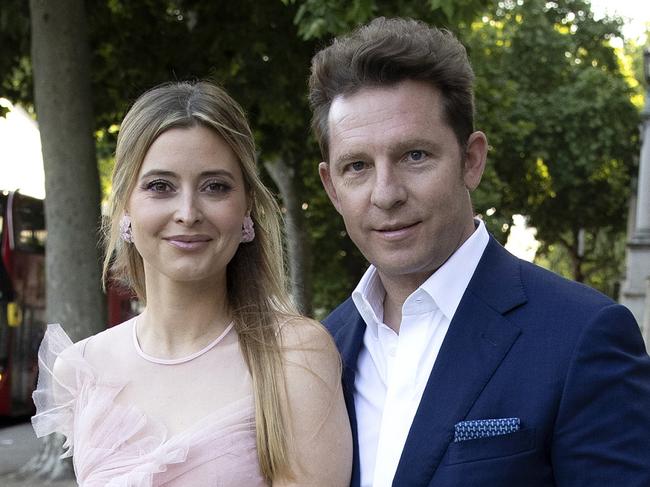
[0,190,135,416]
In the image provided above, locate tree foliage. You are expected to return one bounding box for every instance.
[466,0,639,290]
[0,0,32,117]
[284,0,489,39]
[0,0,642,315]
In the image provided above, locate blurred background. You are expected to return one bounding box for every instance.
[0,0,649,483]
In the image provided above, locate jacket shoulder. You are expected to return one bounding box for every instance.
[323,297,358,336]
[519,258,616,312]
[478,237,616,317]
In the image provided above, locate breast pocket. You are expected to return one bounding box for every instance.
[445,428,536,465]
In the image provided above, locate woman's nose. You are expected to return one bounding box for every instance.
[174,192,203,225]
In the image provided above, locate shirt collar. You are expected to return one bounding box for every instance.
[421,219,489,321]
[352,219,489,333]
[352,265,385,338]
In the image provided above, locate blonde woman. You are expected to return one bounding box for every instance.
[31,81,352,486]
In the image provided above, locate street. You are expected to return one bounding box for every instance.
[0,418,75,487]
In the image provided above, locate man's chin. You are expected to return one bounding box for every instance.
[373,257,440,281]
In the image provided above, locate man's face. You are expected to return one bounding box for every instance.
[319,80,486,285]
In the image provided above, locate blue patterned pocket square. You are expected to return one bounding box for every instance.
[453,417,520,442]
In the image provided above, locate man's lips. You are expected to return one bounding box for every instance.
[373,221,420,239]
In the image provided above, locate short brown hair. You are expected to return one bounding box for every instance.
[309,17,475,160]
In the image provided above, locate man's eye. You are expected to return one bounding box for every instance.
[350,161,365,172]
[408,150,426,161]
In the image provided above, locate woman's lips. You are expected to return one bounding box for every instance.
[164,235,211,250]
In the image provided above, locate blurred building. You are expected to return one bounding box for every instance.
[620,49,650,349]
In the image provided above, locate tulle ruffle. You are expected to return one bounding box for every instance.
[31,324,267,486]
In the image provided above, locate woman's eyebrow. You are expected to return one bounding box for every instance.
[139,169,235,179]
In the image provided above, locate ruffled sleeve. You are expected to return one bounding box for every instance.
[31,323,94,457]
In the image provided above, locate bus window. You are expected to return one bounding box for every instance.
[0,190,136,416]
[0,215,11,302]
[13,194,46,253]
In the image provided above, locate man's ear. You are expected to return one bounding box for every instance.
[318,162,342,214]
[463,131,488,191]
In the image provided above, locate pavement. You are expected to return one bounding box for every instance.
[0,420,76,486]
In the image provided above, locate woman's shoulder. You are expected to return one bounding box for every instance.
[270,315,352,486]
[81,318,136,367]
[39,318,134,378]
[31,320,135,450]
[45,318,130,358]
[275,314,341,386]
[83,317,133,346]
[276,314,334,350]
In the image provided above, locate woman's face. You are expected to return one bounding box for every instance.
[127,124,249,288]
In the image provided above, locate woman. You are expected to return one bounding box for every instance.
[32,81,352,486]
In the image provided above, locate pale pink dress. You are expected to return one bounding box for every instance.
[32,318,268,486]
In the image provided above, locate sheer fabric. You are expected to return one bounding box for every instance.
[32,319,268,486]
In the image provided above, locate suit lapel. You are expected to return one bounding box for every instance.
[392,239,526,487]
[330,305,366,487]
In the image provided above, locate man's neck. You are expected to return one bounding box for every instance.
[379,271,431,333]
[375,219,480,333]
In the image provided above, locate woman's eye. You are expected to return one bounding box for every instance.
[203,181,232,193]
[146,180,172,192]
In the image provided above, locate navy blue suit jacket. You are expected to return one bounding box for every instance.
[324,237,650,487]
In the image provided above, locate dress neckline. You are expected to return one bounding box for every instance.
[132,318,235,365]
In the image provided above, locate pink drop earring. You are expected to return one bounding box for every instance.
[120,215,133,243]
[241,215,255,243]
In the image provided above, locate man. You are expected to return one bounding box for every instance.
[309,17,650,487]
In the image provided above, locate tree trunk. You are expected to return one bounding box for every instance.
[567,228,585,283]
[264,157,313,316]
[31,0,105,338]
[570,251,585,283]
[27,0,106,479]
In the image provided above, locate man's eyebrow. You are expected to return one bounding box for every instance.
[389,138,442,156]
[332,151,366,164]
[331,151,368,171]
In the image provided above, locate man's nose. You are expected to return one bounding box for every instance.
[174,192,203,225]
[370,164,407,210]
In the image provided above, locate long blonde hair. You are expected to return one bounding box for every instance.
[102,81,295,481]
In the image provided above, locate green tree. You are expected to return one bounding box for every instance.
[1,0,323,314]
[1,0,498,319]
[285,0,490,39]
[17,0,106,481]
[466,0,638,290]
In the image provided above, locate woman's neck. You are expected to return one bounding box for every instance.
[137,275,231,358]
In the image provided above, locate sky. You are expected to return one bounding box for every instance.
[590,0,650,44]
[0,100,45,199]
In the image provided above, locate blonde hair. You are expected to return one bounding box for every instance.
[102,81,295,481]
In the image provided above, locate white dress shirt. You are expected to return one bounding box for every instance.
[351,220,489,487]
